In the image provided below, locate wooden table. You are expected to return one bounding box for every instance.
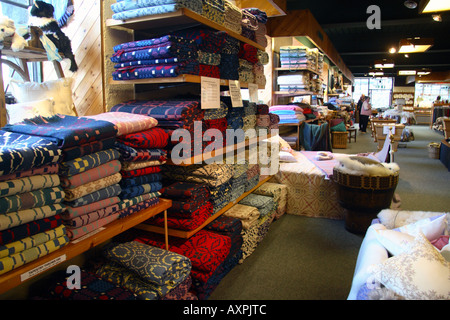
[347,127,357,143]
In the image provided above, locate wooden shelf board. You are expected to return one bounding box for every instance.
[135,176,272,239]
[274,90,315,97]
[0,199,171,295]
[106,8,265,51]
[109,74,264,89]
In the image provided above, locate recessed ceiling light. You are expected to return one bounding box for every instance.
[374,59,395,68]
[419,0,450,13]
[404,0,418,9]
[398,38,434,53]
[398,70,417,75]
[389,47,397,54]
[432,14,442,22]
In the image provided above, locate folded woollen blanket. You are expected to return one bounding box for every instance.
[2,115,117,149]
[117,127,169,149]
[115,143,167,162]
[0,131,61,176]
[133,229,231,273]
[59,149,121,177]
[61,137,116,162]
[0,174,60,200]
[85,112,158,136]
[60,160,122,189]
[160,181,210,200]
[0,163,58,183]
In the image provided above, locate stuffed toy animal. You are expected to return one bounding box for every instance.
[0,15,27,52]
[29,0,78,72]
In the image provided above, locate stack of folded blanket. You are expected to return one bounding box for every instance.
[196,215,243,299]
[96,241,194,300]
[132,228,231,299]
[256,103,270,135]
[279,46,316,70]
[145,182,212,231]
[172,27,226,79]
[223,1,242,34]
[269,104,306,124]
[224,203,259,230]
[242,100,257,132]
[245,162,260,191]
[240,8,258,41]
[244,8,268,48]
[110,35,199,80]
[220,34,240,80]
[0,130,68,275]
[202,0,225,25]
[110,99,205,159]
[228,161,247,202]
[2,115,124,241]
[277,72,311,92]
[85,112,167,218]
[222,96,244,137]
[253,182,288,220]
[110,0,203,21]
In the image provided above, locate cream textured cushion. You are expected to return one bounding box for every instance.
[10,78,76,116]
[6,98,55,124]
[369,232,450,300]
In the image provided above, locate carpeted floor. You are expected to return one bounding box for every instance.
[209,123,450,300]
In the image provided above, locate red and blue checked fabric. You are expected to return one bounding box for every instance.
[117,127,169,149]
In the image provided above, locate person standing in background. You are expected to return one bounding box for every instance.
[359,96,372,133]
[356,94,365,123]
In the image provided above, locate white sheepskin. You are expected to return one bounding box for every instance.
[335,156,400,176]
[377,209,450,230]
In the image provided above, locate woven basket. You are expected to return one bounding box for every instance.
[332,131,347,149]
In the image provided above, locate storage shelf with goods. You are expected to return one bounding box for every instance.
[0,198,171,296]
[102,0,277,242]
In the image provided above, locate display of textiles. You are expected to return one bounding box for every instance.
[47,269,137,300]
[223,1,242,34]
[110,0,203,20]
[163,163,234,188]
[269,105,306,124]
[202,0,225,25]
[84,112,158,136]
[223,203,259,229]
[253,182,288,220]
[279,46,318,71]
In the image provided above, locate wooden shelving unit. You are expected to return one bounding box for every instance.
[136,177,272,239]
[0,199,171,295]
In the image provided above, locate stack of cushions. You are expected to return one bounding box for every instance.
[46,269,137,300]
[132,228,231,299]
[202,0,225,25]
[110,35,199,80]
[2,115,124,241]
[253,182,288,220]
[110,0,203,20]
[109,99,204,159]
[0,130,68,275]
[269,104,306,124]
[144,182,213,231]
[349,210,450,300]
[223,1,242,34]
[196,215,243,299]
[330,119,347,133]
[96,241,193,300]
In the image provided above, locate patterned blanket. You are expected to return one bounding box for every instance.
[0,204,66,231]
[85,112,158,136]
[60,160,122,189]
[115,143,167,162]
[111,0,203,20]
[63,196,121,220]
[59,149,121,177]
[2,115,117,149]
[0,174,60,199]
[0,163,59,183]
[0,131,61,176]
[0,186,65,214]
[63,184,122,208]
[118,127,169,149]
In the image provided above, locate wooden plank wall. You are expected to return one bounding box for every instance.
[43,0,104,116]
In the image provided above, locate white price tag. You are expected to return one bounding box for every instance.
[229,80,243,107]
[248,83,259,103]
[201,76,220,109]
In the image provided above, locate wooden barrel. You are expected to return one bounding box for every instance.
[333,157,399,234]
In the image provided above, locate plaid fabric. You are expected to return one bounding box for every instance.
[3,115,117,149]
[115,143,167,162]
[59,149,121,177]
[118,127,169,149]
[0,174,60,199]
[0,204,66,231]
[0,186,65,214]
[0,234,69,275]
[60,160,122,189]
[62,137,116,162]
[49,270,137,300]
[0,131,61,176]
[0,214,63,246]
[0,163,59,183]
[120,172,163,188]
[63,184,122,208]
[85,112,158,136]
[0,224,66,259]
[63,197,121,220]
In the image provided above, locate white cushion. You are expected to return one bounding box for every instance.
[6,98,55,124]
[279,151,297,162]
[395,214,447,240]
[10,78,76,116]
[375,229,414,256]
[369,232,450,300]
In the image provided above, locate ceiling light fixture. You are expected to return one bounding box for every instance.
[398,70,417,75]
[374,59,395,68]
[432,14,442,21]
[417,68,431,75]
[419,0,450,13]
[389,47,397,54]
[398,37,434,53]
[404,0,418,9]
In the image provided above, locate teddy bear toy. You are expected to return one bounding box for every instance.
[0,15,27,52]
[29,0,78,72]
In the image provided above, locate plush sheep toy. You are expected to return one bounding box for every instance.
[0,15,27,52]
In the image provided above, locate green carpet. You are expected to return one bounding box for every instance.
[209,124,450,300]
